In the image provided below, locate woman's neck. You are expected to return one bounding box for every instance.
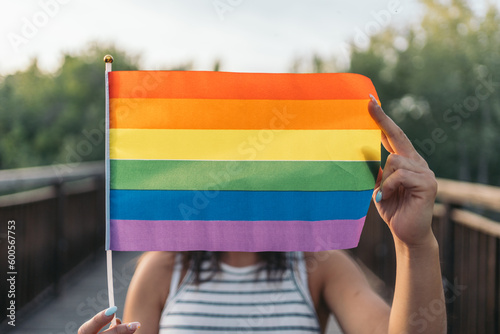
[220,252,259,267]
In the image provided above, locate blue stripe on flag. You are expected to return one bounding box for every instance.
[110,189,372,221]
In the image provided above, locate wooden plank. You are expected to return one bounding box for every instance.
[452,209,500,239]
[63,177,100,196]
[382,223,396,289]
[437,178,500,212]
[477,232,487,334]
[432,203,446,266]
[461,224,470,333]
[0,186,56,207]
[433,202,446,217]
[497,238,500,334]
[453,224,464,333]
[467,228,478,333]
[0,161,104,192]
[485,236,496,333]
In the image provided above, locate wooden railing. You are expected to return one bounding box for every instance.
[0,162,105,329]
[351,178,500,334]
[1,162,499,333]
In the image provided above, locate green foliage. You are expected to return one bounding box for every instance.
[0,44,193,169]
[0,45,139,168]
[344,0,500,185]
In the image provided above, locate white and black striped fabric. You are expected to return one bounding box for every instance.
[159,252,321,333]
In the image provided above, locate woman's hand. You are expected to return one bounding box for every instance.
[78,307,141,334]
[368,95,438,248]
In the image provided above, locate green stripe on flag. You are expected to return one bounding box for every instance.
[110,160,379,191]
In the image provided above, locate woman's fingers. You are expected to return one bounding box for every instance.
[378,154,424,189]
[368,96,424,163]
[78,308,141,334]
[103,322,141,334]
[378,166,437,201]
[110,318,122,327]
[78,308,116,334]
[381,131,395,154]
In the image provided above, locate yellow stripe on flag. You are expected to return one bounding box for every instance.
[110,129,381,161]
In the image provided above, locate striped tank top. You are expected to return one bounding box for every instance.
[159,252,321,333]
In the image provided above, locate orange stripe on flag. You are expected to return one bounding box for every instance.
[109,98,378,130]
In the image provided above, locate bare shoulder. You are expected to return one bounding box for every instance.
[304,249,373,297]
[303,250,360,281]
[301,250,364,308]
[123,251,177,327]
[131,251,177,301]
[136,251,177,275]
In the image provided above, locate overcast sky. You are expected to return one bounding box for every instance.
[0,0,489,75]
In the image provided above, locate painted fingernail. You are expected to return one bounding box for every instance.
[375,190,383,203]
[127,322,141,331]
[104,306,117,317]
[370,94,380,107]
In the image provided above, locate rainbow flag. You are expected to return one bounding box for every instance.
[106,71,380,251]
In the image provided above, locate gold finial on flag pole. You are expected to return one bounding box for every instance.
[104,54,114,63]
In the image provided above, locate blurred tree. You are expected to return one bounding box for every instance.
[343,0,500,185]
[0,44,191,169]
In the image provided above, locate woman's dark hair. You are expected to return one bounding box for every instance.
[181,251,290,284]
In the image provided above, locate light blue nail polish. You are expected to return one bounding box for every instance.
[105,306,117,317]
[375,190,382,203]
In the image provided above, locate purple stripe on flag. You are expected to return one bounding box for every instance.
[109,218,366,252]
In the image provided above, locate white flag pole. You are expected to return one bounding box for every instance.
[104,54,116,326]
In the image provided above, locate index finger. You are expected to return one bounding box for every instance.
[368,95,421,160]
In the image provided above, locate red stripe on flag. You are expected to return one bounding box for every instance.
[109,71,379,100]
